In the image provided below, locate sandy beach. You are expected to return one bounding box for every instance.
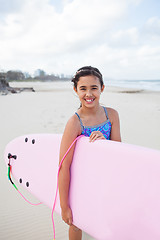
[1,81,160,240]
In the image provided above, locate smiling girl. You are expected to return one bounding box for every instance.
[58,66,121,240]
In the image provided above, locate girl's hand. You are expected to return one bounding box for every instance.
[89,131,105,142]
[61,206,73,226]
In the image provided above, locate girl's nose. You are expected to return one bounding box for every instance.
[86,90,92,96]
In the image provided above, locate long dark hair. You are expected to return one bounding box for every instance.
[71,66,104,90]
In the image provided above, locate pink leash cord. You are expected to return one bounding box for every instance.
[51,135,83,240]
[17,189,42,206]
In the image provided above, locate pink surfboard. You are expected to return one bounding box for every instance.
[4,134,160,240]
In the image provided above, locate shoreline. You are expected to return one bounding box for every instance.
[7,81,160,94]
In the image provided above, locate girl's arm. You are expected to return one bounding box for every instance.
[109,108,121,142]
[58,115,81,225]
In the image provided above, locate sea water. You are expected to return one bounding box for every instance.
[105,79,160,91]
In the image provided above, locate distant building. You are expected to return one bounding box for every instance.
[34,69,46,77]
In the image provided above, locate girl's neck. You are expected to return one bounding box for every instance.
[79,104,102,116]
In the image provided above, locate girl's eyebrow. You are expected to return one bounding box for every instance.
[79,85,86,89]
[79,85,98,89]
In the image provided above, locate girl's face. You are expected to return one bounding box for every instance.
[74,75,104,108]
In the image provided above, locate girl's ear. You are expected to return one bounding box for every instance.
[74,86,77,93]
[101,85,105,93]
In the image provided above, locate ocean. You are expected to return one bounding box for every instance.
[105,79,160,92]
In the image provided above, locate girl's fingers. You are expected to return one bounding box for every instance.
[89,133,96,142]
[63,217,72,225]
[69,218,72,226]
[90,133,100,142]
[62,207,73,225]
[89,135,96,142]
[89,131,105,142]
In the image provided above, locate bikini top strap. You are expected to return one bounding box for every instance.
[103,107,109,120]
[75,112,84,130]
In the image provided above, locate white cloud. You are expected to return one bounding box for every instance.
[144,16,160,39]
[110,27,139,47]
[0,0,160,80]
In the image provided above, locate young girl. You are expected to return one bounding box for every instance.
[58,66,121,240]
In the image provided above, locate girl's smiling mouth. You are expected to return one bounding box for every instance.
[84,98,95,103]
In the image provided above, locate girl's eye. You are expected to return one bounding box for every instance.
[92,87,97,90]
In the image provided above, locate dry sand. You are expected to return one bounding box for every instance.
[1,81,160,240]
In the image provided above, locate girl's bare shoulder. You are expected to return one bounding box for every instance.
[64,114,82,136]
[106,107,119,115]
[105,107,120,124]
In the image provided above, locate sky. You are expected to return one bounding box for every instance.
[0,0,160,80]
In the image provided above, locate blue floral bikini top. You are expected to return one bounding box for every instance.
[75,107,112,140]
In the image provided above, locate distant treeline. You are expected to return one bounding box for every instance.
[0,70,71,82]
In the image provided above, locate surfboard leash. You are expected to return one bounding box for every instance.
[7,153,42,206]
